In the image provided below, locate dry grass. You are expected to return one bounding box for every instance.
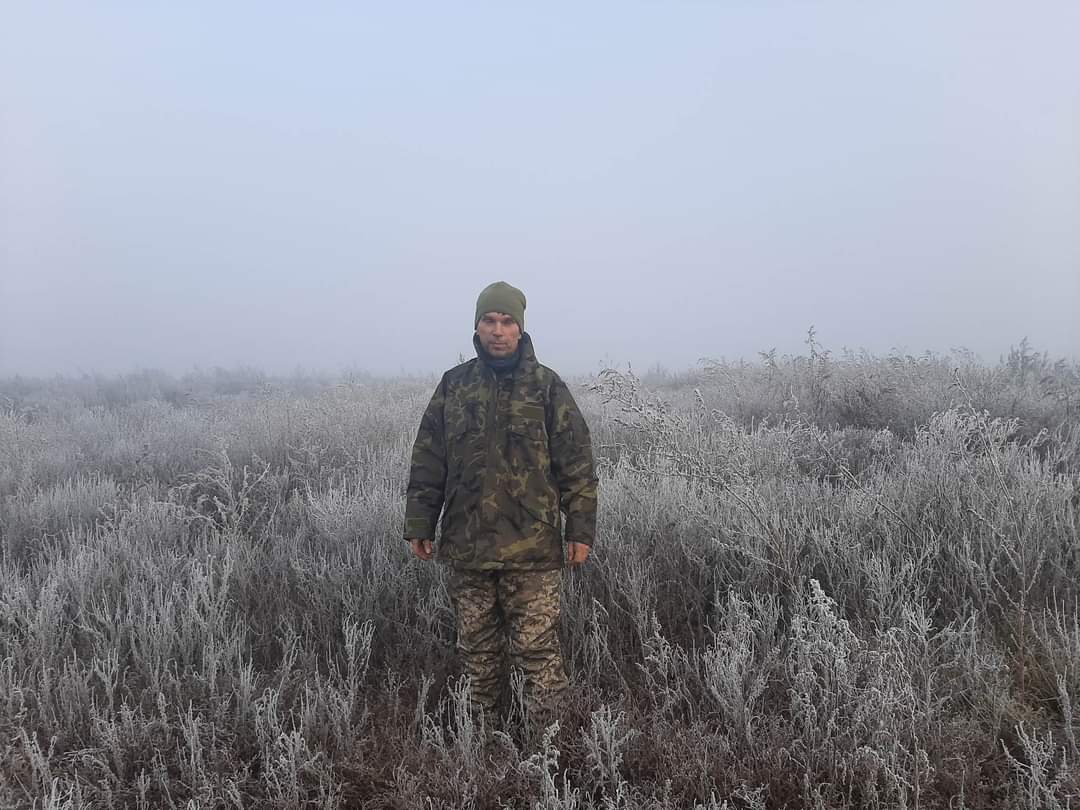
[1,341,1078,808]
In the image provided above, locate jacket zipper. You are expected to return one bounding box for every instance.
[481,369,500,523]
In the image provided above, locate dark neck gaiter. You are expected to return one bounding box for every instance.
[476,340,523,376]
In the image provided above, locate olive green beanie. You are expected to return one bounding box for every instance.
[474,281,526,331]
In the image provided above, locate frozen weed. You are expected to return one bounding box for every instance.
[1,351,1078,807]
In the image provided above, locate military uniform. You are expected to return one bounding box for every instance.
[404,330,597,720]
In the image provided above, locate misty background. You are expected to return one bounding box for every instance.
[2,2,1077,379]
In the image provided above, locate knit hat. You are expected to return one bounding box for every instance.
[474,281,526,331]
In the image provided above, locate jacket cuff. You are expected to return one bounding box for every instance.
[564,517,595,546]
[404,516,436,540]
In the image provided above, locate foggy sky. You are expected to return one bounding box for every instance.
[2,2,1078,378]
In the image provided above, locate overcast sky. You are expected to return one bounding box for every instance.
[2,2,1077,377]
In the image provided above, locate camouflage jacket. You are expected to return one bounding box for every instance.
[404,333,598,570]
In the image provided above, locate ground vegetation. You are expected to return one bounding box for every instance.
[1,337,1079,808]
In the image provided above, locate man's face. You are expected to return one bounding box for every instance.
[476,311,522,357]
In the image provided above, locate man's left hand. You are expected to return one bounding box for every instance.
[567,542,591,566]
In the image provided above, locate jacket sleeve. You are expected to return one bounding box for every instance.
[548,377,598,546]
[403,376,448,541]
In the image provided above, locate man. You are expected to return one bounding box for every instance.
[404,280,598,727]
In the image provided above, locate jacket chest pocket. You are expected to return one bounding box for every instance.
[507,416,559,532]
[446,408,484,482]
[508,417,549,473]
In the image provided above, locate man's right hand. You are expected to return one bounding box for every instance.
[408,538,435,561]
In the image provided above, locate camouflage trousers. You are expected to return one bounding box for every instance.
[446,567,568,726]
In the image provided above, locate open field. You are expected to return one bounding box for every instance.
[2,340,1079,808]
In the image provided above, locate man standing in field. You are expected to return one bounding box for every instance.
[404,281,598,728]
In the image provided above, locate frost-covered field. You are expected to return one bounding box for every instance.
[2,343,1079,808]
